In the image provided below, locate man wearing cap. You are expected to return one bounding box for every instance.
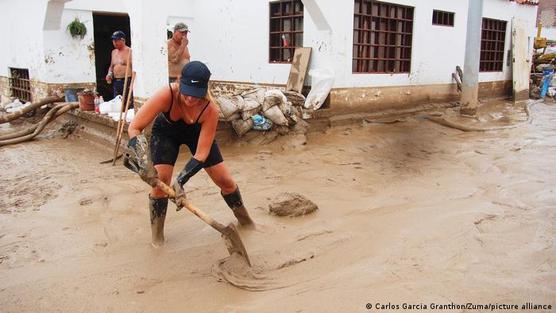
[124,61,255,247]
[167,22,191,83]
[106,30,133,107]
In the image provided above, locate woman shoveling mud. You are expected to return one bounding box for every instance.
[123,61,254,248]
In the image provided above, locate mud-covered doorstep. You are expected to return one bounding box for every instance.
[54,103,128,147]
[328,81,511,115]
[46,79,511,146]
[53,103,240,147]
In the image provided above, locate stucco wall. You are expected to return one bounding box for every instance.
[0,0,539,102]
[42,9,95,83]
[191,0,291,85]
[481,0,538,83]
[0,0,47,79]
[303,0,537,88]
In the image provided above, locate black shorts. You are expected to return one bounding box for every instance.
[150,113,223,167]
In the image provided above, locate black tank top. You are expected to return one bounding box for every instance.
[164,83,210,124]
[151,83,210,139]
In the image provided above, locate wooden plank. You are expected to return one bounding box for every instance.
[286,47,312,92]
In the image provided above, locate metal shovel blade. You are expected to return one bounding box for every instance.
[221,223,252,266]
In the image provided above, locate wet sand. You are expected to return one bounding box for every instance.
[1,100,555,312]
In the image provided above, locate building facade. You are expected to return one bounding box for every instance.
[0,0,539,113]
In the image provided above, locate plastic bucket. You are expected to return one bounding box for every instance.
[77,92,95,111]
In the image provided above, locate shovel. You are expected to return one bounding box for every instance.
[151,178,252,266]
[121,135,251,266]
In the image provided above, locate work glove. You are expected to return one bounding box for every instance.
[123,136,141,173]
[170,157,203,211]
[176,157,204,187]
[123,135,158,185]
[171,181,187,211]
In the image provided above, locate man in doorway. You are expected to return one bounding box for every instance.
[167,22,191,83]
[106,30,133,107]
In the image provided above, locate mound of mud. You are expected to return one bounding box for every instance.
[268,192,318,217]
[212,253,285,291]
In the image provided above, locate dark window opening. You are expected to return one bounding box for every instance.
[269,0,304,63]
[432,10,454,26]
[480,18,507,72]
[353,0,414,73]
[9,68,32,102]
[92,13,131,101]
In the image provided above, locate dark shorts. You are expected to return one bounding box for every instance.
[113,78,134,108]
[150,113,224,167]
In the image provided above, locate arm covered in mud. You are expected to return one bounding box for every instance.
[123,86,172,181]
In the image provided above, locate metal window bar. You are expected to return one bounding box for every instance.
[432,10,455,26]
[269,0,304,63]
[9,68,32,102]
[479,18,507,72]
[353,0,413,73]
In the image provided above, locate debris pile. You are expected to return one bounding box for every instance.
[0,97,30,114]
[212,87,310,140]
[531,31,556,99]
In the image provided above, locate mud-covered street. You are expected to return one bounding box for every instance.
[1,101,555,312]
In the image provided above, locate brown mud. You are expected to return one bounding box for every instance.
[0,99,555,312]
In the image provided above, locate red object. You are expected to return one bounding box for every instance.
[94,96,102,113]
[77,92,95,111]
[281,34,289,47]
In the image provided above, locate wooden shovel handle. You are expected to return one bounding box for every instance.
[112,72,136,166]
[153,179,228,233]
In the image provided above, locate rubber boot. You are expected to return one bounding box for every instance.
[222,186,254,226]
[149,196,168,247]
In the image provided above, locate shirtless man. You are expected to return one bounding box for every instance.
[106,30,133,107]
[167,23,191,83]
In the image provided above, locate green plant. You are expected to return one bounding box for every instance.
[67,18,87,39]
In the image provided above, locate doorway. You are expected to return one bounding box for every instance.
[92,13,131,101]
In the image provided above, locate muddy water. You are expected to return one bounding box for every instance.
[0,99,555,312]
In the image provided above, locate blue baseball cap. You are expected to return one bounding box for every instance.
[111,30,126,40]
[180,61,211,98]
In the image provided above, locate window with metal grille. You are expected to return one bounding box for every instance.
[432,10,454,27]
[9,68,32,102]
[353,0,414,74]
[480,18,507,72]
[269,0,304,63]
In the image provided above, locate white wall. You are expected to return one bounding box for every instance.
[122,0,171,98]
[481,0,538,83]
[302,0,470,88]
[191,0,291,85]
[64,0,126,13]
[43,0,127,84]
[42,9,95,83]
[0,0,129,83]
[0,0,540,97]
[0,0,47,78]
[302,0,538,88]
[188,0,537,88]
